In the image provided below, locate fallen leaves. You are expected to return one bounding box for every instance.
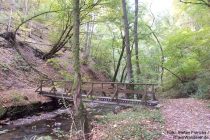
[160,98,210,140]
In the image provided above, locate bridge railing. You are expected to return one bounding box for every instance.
[35,79,158,102]
[35,80,73,94]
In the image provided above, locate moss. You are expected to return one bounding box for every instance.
[11,93,27,105]
[36,136,53,140]
[0,105,6,119]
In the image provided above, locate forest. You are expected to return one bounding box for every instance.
[0,0,210,140]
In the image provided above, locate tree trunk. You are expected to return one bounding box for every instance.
[24,0,29,16]
[72,0,82,117]
[72,0,90,138]
[120,63,127,82]
[7,8,13,32]
[121,0,133,83]
[134,0,141,82]
[83,22,90,55]
[112,37,125,82]
[83,18,94,62]
[112,37,116,71]
[147,25,164,90]
[122,0,133,98]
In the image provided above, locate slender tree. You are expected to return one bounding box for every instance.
[112,36,125,82]
[147,25,164,88]
[83,18,94,62]
[72,0,90,138]
[72,0,82,114]
[121,0,133,84]
[134,0,141,82]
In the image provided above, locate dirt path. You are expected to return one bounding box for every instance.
[160,98,210,140]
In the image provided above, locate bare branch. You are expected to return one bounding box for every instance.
[15,9,69,35]
[163,66,187,83]
[22,41,53,46]
[180,0,210,7]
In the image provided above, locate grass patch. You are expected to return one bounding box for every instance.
[11,92,27,105]
[94,106,164,140]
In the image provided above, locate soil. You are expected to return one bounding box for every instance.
[0,88,50,108]
[0,32,110,106]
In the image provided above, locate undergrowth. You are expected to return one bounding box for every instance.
[94,106,164,140]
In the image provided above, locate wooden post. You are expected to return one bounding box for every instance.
[142,85,147,104]
[116,84,118,99]
[64,81,67,93]
[152,85,157,101]
[87,82,93,97]
[40,80,43,92]
[36,80,43,93]
[112,83,118,99]
[50,81,57,94]
[65,81,72,94]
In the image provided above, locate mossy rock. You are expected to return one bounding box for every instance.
[6,104,36,119]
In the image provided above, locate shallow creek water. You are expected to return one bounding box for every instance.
[0,109,72,140]
[0,104,117,140]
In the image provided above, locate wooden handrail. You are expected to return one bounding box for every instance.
[40,80,43,92]
[82,81,157,85]
[40,79,158,86]
[37,79,158,102]
[87,82,93,96]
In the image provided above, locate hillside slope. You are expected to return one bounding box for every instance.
[0,29,110,92]
[0,39,110,91]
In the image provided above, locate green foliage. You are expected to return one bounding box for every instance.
[194,85,210,99]
[193,72,210,99]
[178,0,210,27]
[59,70,74,81]
[32,136,53,140]
[47,58,61,70]
[163,25,210,98]
[1,0,209,100]
[0,63,9,72]
[47,58,74,80]
[91,37,113,76]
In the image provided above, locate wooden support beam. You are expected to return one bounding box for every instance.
[50,81,57,94]
[112,84,119,99]
[142,85,147,103]
[151,85,157,101]
[35,80,43,93]
[87,82,93,97]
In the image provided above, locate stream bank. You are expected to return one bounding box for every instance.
[0,103,117,140]
[0,92,73,139]
[0,89,71,121]
[0,99,60,121]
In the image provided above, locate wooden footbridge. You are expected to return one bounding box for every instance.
[35,80,159,106]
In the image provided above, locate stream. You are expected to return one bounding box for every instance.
[0,104,118,140]
[0,108,72,140]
